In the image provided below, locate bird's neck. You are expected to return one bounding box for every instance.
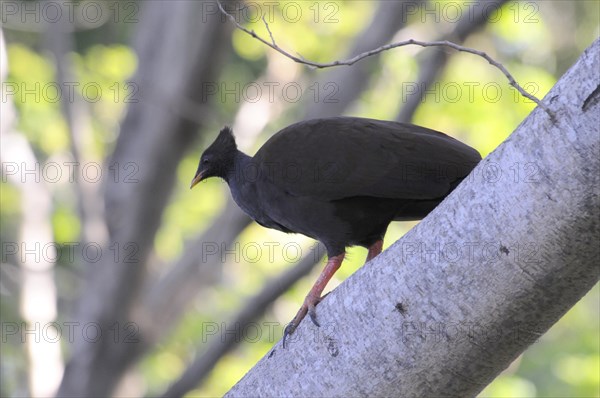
[226,150,264,219]
[224,150,252,184]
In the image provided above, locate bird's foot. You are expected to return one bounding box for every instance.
[282,293,323,348]
[282,253,344,348]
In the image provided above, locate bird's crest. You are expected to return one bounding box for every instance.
[211,126,237,153]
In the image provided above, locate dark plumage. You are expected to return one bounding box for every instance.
[191,116,481,346]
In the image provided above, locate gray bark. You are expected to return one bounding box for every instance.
[226,38,600,398]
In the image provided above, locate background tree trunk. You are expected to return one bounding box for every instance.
[225,38,600,398]
[56,2,234,396]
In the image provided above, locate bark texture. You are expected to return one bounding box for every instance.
[226,38,600,398]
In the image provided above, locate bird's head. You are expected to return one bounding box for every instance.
[190,126,238,189]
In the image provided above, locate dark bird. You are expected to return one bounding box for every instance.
[190,116,481,346]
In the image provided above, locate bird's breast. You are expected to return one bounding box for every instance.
[228,178,293,233]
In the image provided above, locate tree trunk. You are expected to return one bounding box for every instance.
[225,38,600,398]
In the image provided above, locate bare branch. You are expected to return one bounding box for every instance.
[396,0,510,123]
[261,14,276,46]
[217,1,554,119]
[303,0,421,120]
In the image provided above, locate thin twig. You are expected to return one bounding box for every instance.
[261,15,276,46]
[397,0,511,123]
[217,1,553,119]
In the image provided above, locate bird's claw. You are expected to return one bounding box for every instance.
[282,323,296,348]
[308,303,320,327]
[282,294,323,348]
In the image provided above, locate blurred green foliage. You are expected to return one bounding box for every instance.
[1,0,598,397]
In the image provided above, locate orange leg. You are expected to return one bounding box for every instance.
[283,253,345,347]
[366,239,383,262]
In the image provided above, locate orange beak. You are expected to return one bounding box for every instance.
[190,171,205,189]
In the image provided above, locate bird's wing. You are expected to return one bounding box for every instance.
[254,117,481,201]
